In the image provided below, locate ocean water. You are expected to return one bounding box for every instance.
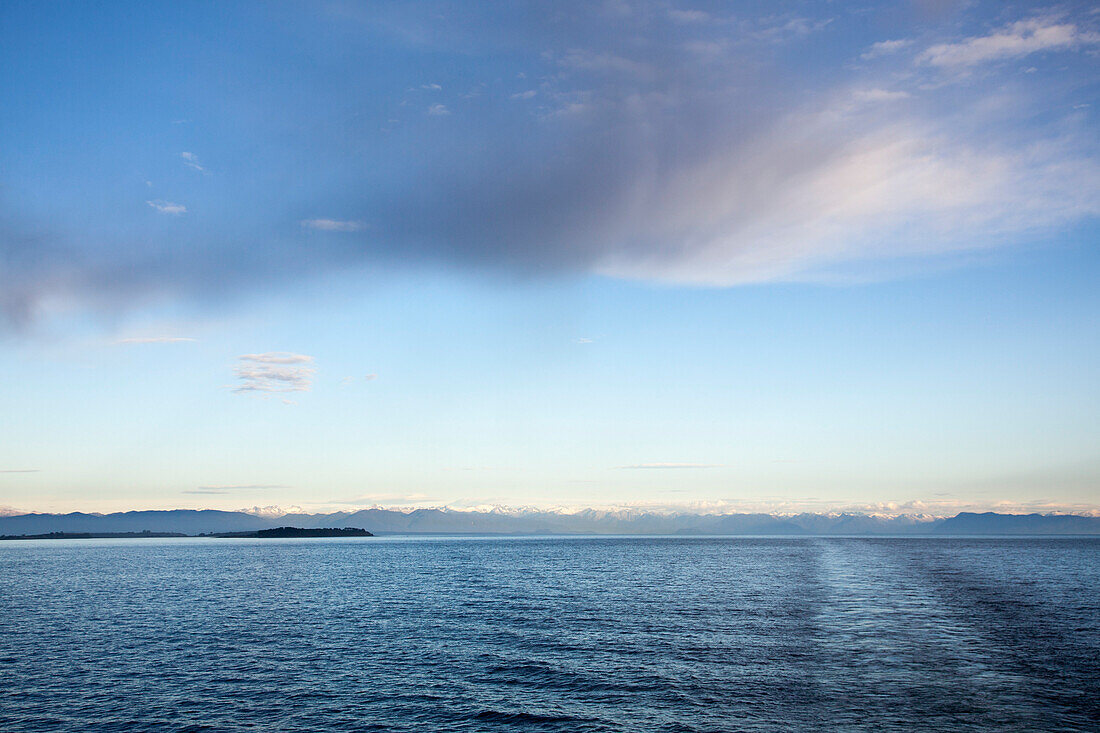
[1,536,1098,732]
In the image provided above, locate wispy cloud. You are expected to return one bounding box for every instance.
[850,88,910,104]
[510,90,537,100]
[0,469,39,473]
[861,38,912,60]
[180,152,204,172]
[919,18,1099,67]
[667,9,711,25]
[427,103,450,116]
[364,373,378,380]
[421,83,442,91]
[232,353,316,394]
[238,352,313,364]
[115,336,197,345]
[146,200,186,215]
[301,218,365,232]
[616,463,722,469]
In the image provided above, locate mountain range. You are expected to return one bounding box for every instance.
[0,509,1098,536]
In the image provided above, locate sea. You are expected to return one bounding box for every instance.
[1,536,1098,732]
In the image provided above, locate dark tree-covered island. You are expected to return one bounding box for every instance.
[210,527,373,538]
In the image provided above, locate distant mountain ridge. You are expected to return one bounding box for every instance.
[0,509,1097,536]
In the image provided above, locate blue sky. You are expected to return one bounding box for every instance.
[1,1,1098,515]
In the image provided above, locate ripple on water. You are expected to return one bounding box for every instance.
[0,536,1098,732]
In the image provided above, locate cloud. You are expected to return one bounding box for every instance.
[861,38,912,60]
[667,9,711,24]
[364,373,378,380]
[233,353,315,394]
[850,88,910,104]
[146,200,186,215]
[510,90,537,100]
[574,337,593,344]
[180,152,204,172]
[749,15,829,45]
[616,462,722,469]
[238,352,313,364]
[427,103,450,116]
[115,336,197,344]
[239,505,305,517]
[3,5,1099,331]
[301,218,365,232]
[421,83,442,91]
[0,469,39,473]
[919,18,1099,67]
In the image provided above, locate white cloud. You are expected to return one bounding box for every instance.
[115,336,197,344]
[146,200,186,215]
[301,218,365,232]
[919,18,1099,67]
[427,103,450,116]
[510,90,537,100]
[0,469,39,473]
[180,152,204,171]
[233,352,316,394]
[861,38,912,60]
[238,505,305,517]
[238,352,313,364]
[364,373,378,380]
[594,90,1100,286]
[421,83,442,91]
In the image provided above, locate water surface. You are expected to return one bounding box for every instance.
[1,536,1097,731]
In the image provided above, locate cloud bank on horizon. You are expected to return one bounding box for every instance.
[1,0,1098,329]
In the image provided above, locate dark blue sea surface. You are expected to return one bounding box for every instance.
[1,536,1098,732]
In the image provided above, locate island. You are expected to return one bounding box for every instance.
[0,531,187,540]
[206,526,374,538]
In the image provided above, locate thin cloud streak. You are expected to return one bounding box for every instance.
[301,219,365,232]
[180,152,204,172]
[146,200,186,215]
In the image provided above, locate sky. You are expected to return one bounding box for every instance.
[1,0,1098,516]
